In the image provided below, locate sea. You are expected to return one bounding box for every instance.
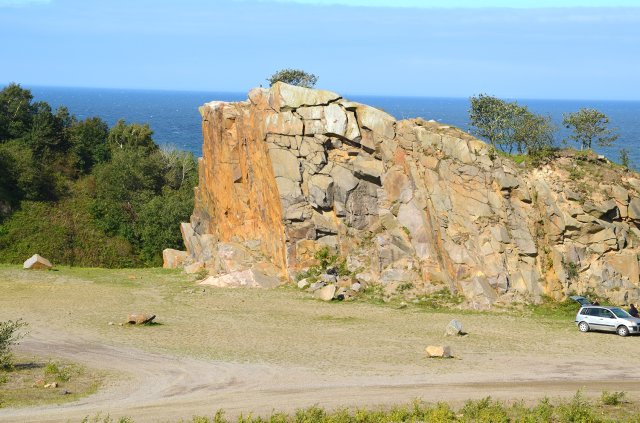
[28,86,640,166]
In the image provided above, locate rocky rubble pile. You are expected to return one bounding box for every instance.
[164,83,640,308]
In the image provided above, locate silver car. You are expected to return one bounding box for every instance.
[575,305,640,337]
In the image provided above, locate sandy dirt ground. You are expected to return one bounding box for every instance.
[1,266,640,422]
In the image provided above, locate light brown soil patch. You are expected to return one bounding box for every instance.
[1,265,639,422]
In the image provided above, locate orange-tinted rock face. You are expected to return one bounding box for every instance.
[193,99,288,276]
[183,83,640,307]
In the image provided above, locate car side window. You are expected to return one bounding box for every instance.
[601,310,614,319]
[580,308,591,315]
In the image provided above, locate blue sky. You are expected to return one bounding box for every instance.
[1,0,639,99]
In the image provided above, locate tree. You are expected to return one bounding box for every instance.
[69,117,110,174]
[159,146,198,190]
[107,119,155,151]
[620,148,631,170]
[469,94,519,151]
[0,83,33,141]
[469,94,556,155]
[562,108,618,150]
[512,109,556,155]
[267,69,318,88]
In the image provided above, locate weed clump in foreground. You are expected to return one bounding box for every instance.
[0,318,27,369]
[89,391,634,422]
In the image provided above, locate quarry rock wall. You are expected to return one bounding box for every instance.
[173,82,640,307]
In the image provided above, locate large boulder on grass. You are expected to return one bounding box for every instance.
[23,254,52,270]
[162,249,188,269]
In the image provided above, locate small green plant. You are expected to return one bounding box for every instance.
[80,414,134,423]
[0,318,28,369]
[562,259,579,281]
[418,288,464,309]
[601,390,626,406]
[194,268,208,281]
[460,397,509,422]
[488,146,498,161]
[398,282,414,292]
[296,247,350,283]
[557,390,595,422]
[568,165,585,181]
[44,362,72,382]
[620,148,631,170]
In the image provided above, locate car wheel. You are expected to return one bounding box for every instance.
[578,321,589,332]
[617,325,630,337]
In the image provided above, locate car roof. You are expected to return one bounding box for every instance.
[580,305,621,311]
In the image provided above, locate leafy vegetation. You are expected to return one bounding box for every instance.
[81,392,640,422]
[563,108,619,150]
[267,69,318,88]
[0,319,27,369]
[601,391,626,406]
[468,95,626,169]
[295,246,349,282]
[0,83,197,267]
[619,148,631,170]
[468,94,555,156]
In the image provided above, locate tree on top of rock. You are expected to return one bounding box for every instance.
[469,94,555,155]
[267,69,318,88]
[562,108,618,150]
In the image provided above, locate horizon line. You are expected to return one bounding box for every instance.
[12,82,640,104]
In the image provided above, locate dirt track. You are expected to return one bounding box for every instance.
[2,266,640,422]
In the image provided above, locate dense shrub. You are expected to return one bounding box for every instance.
[0,83,197,267]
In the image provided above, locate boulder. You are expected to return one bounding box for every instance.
[127,313,156,325]
[269,148,301,182]
[308,281,325,292]
[162,249,188,269]
[199,269,281,289]
[269,82,340,110]
[23,254,52,270]
[314,284,336,301]
[629,197,640,220]
[320,273,337,283]
[308,174,334,209]
[184,261,205,275]
[444,319,464,336]
[354,104,396,139]
[425,345,452,358]
[353,155,384,180]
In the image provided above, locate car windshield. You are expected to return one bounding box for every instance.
[610,308,631,318]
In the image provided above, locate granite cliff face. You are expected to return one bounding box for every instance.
[167,83,640,307]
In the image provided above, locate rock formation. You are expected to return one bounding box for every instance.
[167,82,640,308]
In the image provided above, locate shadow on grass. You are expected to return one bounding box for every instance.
[12,362,44,371]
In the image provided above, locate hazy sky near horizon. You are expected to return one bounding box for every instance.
[1,0,639,99]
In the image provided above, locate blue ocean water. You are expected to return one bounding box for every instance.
[29,86,640,166]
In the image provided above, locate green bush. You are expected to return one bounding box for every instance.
[44,362,72,382]
[0,319,27,369]
[0,83,198,268]
[601,391,626,406]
